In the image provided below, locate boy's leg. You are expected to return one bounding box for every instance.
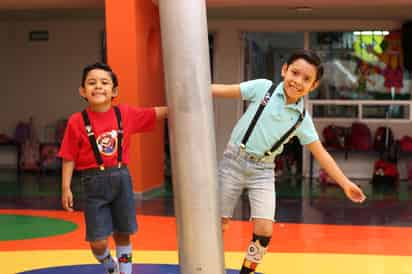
[239,219,272,274]
[114,232,133,274]
[82,173,117,273]
[91,239,119,274]
[219,148,246,226]
[111,168,138,274]
[219,145,247,270]
[241,161,275,273]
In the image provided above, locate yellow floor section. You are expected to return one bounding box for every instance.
[2,250,412,274]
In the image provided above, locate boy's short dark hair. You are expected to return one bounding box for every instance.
[81,62,119,88]
[286,49,324,81]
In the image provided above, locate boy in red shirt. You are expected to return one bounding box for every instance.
[59,63,167,274]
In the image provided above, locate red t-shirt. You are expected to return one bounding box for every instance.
[58,104,156,170]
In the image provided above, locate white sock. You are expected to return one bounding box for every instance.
[116,244,133,274]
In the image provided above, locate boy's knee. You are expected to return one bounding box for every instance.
[253,218,273,237]
[90,239,108,254]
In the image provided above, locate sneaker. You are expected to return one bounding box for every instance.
[107,258,120,274]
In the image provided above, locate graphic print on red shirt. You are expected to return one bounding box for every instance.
[97,130,118,156]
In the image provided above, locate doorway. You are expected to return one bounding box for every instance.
[242,32,305,178]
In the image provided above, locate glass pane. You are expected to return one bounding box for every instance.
[312,105,358,118]
[309,31,411,100]
[362,104,410,119]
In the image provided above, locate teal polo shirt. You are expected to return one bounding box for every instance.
[229,79,319,157]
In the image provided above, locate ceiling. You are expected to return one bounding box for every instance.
[0,0,411,21]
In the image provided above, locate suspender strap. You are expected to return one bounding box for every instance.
[113,106,123,167]
[264,109,306,156]
[240,84,276,148]
[81,106,123,170]
[81,110,104,170]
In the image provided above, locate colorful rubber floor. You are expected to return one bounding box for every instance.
[1,209,412,274]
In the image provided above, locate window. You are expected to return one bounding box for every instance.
[309,31,411,121]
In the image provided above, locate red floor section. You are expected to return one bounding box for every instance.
[1,209,412,256]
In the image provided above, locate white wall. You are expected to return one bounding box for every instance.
[209,26,244,160]
[1,16,104,142]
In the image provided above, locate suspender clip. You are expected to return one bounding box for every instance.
[85,125,93,134]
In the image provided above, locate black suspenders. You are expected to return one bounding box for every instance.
[113,106,123,167]
[81,106,123,170]
[241,84,276,147]
[265,109,305,156]
[240,84,306,157]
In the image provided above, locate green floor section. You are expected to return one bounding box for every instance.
[0,214,77,241]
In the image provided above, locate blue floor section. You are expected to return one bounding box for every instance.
[19,264,260,274]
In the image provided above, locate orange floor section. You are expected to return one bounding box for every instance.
[2,209,412,256]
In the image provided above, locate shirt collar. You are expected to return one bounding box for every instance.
[275,81,305,113]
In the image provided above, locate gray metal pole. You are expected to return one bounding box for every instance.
[157,1,225,274]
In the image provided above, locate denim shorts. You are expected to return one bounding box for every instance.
[218,144,276,221]
[81,166,137,241]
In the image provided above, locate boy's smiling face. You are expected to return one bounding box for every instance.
[79,68,118,109]
[281,58,319,104]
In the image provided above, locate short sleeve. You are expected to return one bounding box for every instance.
[58,115,81,161]
[295,113,319,145]
[123,105,157,134]
[239,79,272,102]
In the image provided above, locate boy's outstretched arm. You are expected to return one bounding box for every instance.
[155,106,168,120]
[306,140,366,203]
[211,84,241,98]
[61,159,75,211]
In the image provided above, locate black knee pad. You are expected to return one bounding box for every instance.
[252,233,271,247]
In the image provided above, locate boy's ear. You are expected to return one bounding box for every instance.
[112,87,119,98]
[79,87,86,99]
[281,64,288,78]
[311,80,320,90]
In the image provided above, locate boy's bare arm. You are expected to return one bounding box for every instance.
[211,84,241,98]
[307,140,349,187]
[307,140,366,203]
[155,106,168,120]
[61,159,75,211]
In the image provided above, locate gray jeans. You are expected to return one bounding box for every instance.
[218,144,276,221]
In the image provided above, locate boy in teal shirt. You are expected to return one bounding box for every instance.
[212,49,366,274]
